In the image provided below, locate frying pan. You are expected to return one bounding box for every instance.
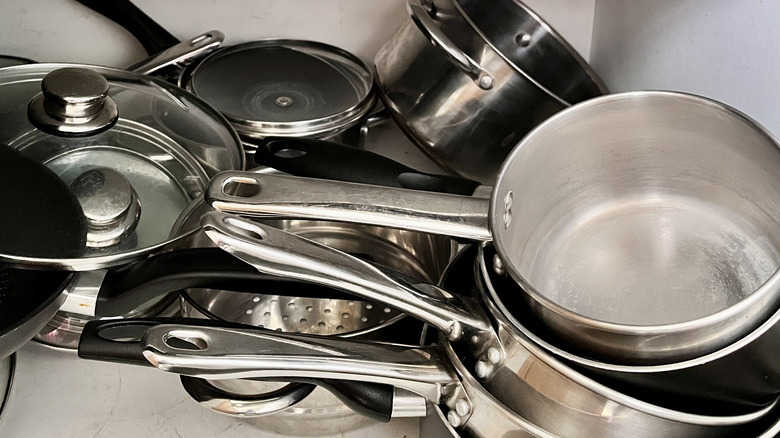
[204,92,780,412]
[73,0,378,145]
[77,244,778,437]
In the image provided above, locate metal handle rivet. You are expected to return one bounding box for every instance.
[503,191,513,229]
[516,32,532,47]
[474,360,489,379]
[455,399,471,417]
[447,411,463,428]
[493,254,505,275]
[487,347,502,364]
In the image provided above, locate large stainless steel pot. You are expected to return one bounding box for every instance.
[374,0,607,183]
[77,245,778,437]
[204,91,780,413]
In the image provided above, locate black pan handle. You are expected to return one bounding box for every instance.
[253,137,481,196]
[78,317,249,366]
[95,247,355,317]
[79,318,396,422]
[73,0,180,55]
[314,379,395,422]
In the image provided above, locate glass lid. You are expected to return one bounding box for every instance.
[185,40,375,138]
[0,64,243,270]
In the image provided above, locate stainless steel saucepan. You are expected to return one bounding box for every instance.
[78,244,778,437]
[205,91,780,413]
[373,0,607,183]
[205,90,780,375]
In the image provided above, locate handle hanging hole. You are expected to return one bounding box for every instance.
[222,216,268,241]
[163,332,209,350]
[222,177,260,197]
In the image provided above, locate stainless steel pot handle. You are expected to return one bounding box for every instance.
[141,324,469,418]
[407,0,494,90]
[206,172,492,242]
[127,30,224,75]
[199,212,497,351]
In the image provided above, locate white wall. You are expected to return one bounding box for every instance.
[590,0,780,136]
[0,0,595,69]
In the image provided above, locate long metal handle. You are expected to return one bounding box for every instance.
[407,0,493,90]
[205,172,492,242]
[127,31,224,75]
[200,212,496,349]
[141,325,461,405]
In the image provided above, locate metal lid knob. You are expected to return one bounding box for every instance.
[27,67,119,137]
[69,168,141,248]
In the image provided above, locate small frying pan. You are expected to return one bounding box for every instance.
[73,0,377,143]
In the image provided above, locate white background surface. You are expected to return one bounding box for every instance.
[0,342,422,437]
[0,0,595,69]
[591,0,780,137]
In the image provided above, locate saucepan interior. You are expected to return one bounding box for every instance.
[492,91,780,364]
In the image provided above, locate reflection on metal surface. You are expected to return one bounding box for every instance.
[27,68,118,137]
[0,354,15,422]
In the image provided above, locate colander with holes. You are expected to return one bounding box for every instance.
[172,200,455,435]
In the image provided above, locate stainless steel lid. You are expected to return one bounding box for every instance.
[183,40,376,139]
[0,64,243,270]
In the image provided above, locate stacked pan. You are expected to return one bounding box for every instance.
[78,90,780,437]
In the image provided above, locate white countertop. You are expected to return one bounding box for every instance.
[0,342,422,438]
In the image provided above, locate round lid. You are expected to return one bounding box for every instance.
[0,64,244,270]
[185,40,375,138]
